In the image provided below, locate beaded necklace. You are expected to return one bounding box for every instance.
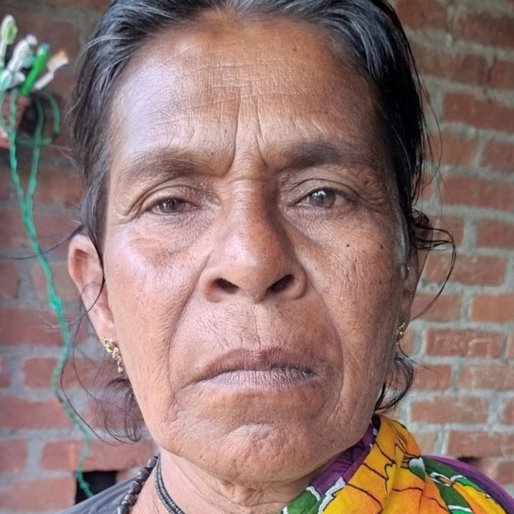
[117,456,185,514]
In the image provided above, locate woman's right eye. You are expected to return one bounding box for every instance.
[303,188,338,209]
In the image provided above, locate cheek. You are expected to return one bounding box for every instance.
[308,216,404,313]
[101,228,203,409]
[305,220,403,378]
[104,224,199,309]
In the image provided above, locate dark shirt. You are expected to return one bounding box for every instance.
[62,480,130,513]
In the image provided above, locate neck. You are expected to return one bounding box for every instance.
[150,450,321,514]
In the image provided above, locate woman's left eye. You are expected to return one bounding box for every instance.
[150,197,194,215]
[301,188,346,209]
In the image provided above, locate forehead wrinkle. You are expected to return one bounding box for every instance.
[135,17,337,77]
[118,23,358,112]
[108,17,391,197]
[128,28,332,96]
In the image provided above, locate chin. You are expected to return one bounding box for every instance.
[159,416,344,486]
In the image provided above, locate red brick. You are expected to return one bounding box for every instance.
[477,219,514,250]
[0,396,71,429]
[423,254,507,286]
[23,356,98,389]
[0,307,63,346]
[412,364,452,390]
[426,329,503,358]
[452,10,514,49]
[482,140,514,174]
[489,59,514,90]
[2,154,81,209]
[468,457,514,485]
[411,395,489,424]
[410,431,439,454]
[477,459,514,486]
[412,293,462,321]
[444,92,514,133]
[0,439,28,473]
[507,334,514,359]
[426,131,478,174]
[0,477,75,511]
[439,131,479,167]
[412,44,488,86]
[502,398,514,424]
[36,213,81,252]
[396,0,447,30]
[42,438,154,471]
[31,261,79,303]
[0,355,10,388]
[0,163,11,199]
[422,252,451,284]
[34,166,82,208]
[428,215,465,247]
[441,176,514,211]
[471,294,514,323]
[447,431,514,458]
[459,363,514,391]
[0,208,80,254]
[0,209,25,247]
[0,262,19,299]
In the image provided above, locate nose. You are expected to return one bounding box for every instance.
[199,206,307,304]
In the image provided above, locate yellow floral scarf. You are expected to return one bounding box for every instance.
[283,417,508,513]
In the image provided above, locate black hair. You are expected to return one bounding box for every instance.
[69,0,448,440]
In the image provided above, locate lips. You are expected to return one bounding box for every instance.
[197,348,316,388]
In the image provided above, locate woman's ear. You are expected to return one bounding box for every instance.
[399,243,429,324]
[68,234,115,338]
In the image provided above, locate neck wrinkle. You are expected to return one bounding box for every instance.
[157,449,318,514]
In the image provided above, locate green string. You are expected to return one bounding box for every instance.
[3,89,93,498]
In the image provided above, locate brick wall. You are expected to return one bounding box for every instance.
[0,0,512,511]
[388,0,514,494]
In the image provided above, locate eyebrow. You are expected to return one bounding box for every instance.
[113,149,208,189]
[276,141,385,176]
[113,139,385,187]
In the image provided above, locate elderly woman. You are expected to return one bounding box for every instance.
[64,0,513,513]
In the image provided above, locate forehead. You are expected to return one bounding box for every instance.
[109,13,386,170]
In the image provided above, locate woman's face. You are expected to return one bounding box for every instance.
[70,14,420,484]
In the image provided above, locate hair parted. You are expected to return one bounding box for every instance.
[69,0,449,440]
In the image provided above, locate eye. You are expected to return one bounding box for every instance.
[151,197,194,215]
[303,188,338,208]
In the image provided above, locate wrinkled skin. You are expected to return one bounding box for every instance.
[69,12,422,514]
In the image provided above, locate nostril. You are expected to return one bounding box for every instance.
[269,274,294,293]
[215,278,238,292]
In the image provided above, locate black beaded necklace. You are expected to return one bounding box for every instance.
[117,456,186,514]
[155,457,187,514]
[117,456,157,514]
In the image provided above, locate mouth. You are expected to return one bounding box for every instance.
[208,367,314,388]
[198,349,316,389]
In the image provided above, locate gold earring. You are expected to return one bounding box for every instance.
[396,322,407,349]
[102,338,124,374]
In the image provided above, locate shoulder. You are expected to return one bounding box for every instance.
[61,480,130,514]
[423,455,514,513]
